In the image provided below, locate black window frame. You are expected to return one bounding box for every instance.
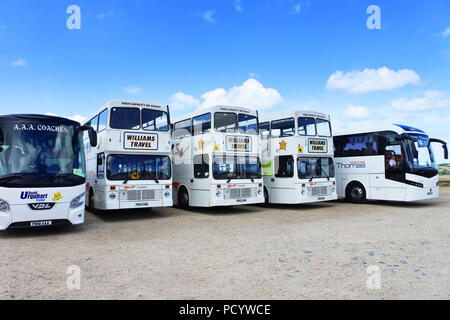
[298,117,317,137]
[259,121,271,140]
[97,153,105,179]
[173,119,192,139]
[316,118,332,137]
[97,108,108,133]
[274,155,294,178]
[271,117,295,138]
[110,107,141,130]
[193,113,212,136]
[214,112,238,133]
[193,154,210,179]
[142,108,169,132]
[238,113,259,135]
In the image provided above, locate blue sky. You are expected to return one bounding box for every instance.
[0,0,449,161]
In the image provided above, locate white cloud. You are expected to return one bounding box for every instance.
[344,105,371,120]
[290,4,302,14]
[202,10,216,23]
[326,67,420,94]
[235,0,242,11]
[10,58,27,67]
[169,92,200,111]
[440,27,450,38]
[391,90,449,112]
[249,72,260,78]
[199,79,282,110]
[122,85,142,95]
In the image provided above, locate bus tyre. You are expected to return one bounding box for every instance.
[88,189,95,210]
[347,183,367,204]
[264,187,270,206]
[178,187,190,210]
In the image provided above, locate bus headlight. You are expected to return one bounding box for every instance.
[258,188,263,195]
[216,190,222,198]
[70,193,85,209]
[109,193,116,200]
[0,199,9,212]
[301,190,306,195]
[164,191,171,198]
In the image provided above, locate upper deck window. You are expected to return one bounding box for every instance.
[215,112,237,133]
[173,119,191,138]
[259,122,270,140]
[142,109,169,132]
[238,114,259,135]
[271,118,295,137]
[316,119,332,137]
[98,109,108,133]
[110,107,140,130]
[298,117,316,136]
[193,113,211,135]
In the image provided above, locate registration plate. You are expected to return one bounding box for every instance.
[30,221,52,227]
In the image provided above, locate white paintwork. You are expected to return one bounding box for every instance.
[335,125,440,202]
[84,100,173,211]
[172,105,264,207]
[260,111,338,204]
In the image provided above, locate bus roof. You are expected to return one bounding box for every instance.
[260,110,330,123]
[85,100,169,124]
[0,114,80,126]
[334,124,427,137]
[172,105,258,123]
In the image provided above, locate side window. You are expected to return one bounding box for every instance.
[339,134,378,157]
[98,109,107,133]
[271,118,295,137]
[274,155,294,178]
[193,154,210,178]
[174,119,191,138]
[259,122,270,140]
[97,153,105,179]
[91,115,99,132]
[193,113,211,135]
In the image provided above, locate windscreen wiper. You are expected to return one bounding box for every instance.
[321,167,330,181]
[0,173,27,184]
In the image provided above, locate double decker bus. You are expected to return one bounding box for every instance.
[84,100,172,210]
[0,114,96,229]
[171,105,264,208]
[259,111,337,205]
[333,124,448,203]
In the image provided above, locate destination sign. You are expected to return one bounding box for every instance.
[226,136,252,152]
[124,132,158,150]
[308,139,328,153]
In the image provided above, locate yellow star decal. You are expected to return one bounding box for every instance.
[198,139,205,150]
[279,140,287,151]
[52,192,63,202]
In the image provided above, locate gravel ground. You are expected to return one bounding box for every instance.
[1,188,449,300]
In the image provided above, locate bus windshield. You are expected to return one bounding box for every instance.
[213,155,261,180]
[404,133,437,172]
[0,117,86,187]
[107,154,171,181]
[238,114,259,135]
[298,157,335,180]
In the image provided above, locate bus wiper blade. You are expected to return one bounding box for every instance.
[321,167,330,181]
[123,179,129,185]
[154,178,159,184]
[0,173,27,183]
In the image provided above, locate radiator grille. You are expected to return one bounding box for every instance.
[228,188,254,199]
[122,189,158,201]
[310,186,329,197]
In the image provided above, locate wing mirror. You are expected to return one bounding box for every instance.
[429,138,448,160]
[80,125,97,147]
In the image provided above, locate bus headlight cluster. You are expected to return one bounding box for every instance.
[301,190,306,195]
[109,193,116,200]
[70,193,85,209]
[257,188,263,195]
[216,190,222,198]
[164,191,171,198]
[0,199,9,212]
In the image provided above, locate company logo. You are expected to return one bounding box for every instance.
[28,203,56,211]
[279,140,287,151]
[337,161,366,169]
[52,192,63,201]
[20,191,48,202]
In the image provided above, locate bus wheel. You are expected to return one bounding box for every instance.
[347,183,366,204]
[88,189,95,209]
[264,187,270,206]
[178,187,190,210]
